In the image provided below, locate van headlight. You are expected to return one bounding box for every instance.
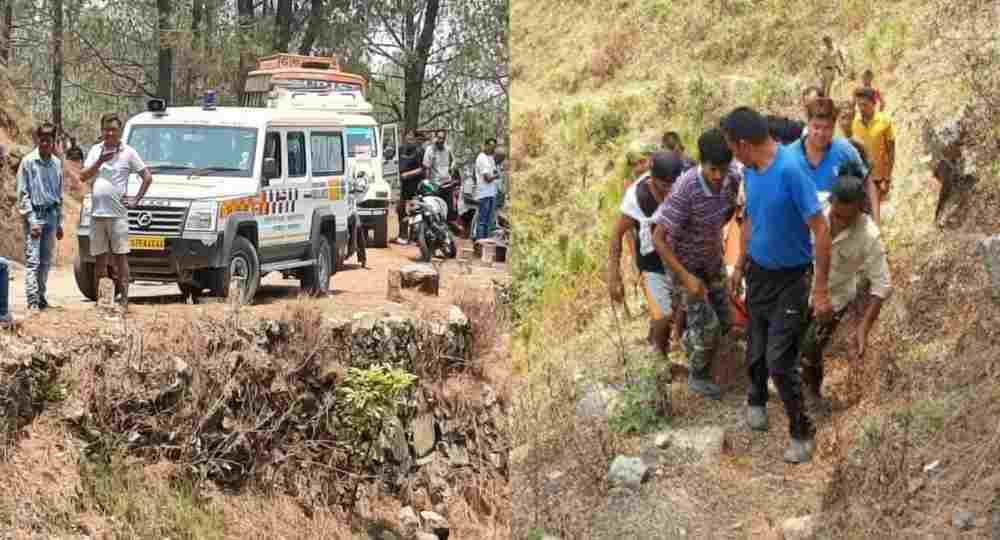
[80,195,92,227]
[185,201,218,231]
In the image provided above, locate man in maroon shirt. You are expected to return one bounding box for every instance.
[652,129,742,400]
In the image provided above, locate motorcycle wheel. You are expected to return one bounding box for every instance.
[443,234,458,258]
[415,223,433,262]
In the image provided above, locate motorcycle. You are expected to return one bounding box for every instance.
[406,180,458,262]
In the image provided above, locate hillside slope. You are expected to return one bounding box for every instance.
[510,1,1000,538]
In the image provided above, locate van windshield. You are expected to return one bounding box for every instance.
[129,125,258,178]
[345,127,376,158]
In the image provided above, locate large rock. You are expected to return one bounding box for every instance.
[923,104,980,228]
[608,455,650,490]
[979,235,1000,300]
[389,264,440,297]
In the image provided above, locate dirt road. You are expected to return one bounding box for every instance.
[5,237,508,340]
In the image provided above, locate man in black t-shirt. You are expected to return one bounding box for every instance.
[396,130,425,244]
[608,152,686,367]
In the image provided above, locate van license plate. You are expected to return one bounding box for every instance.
[129,236,165,250]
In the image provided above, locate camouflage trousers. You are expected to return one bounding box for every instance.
[799,305,849,394]
[23,214,57,307]
[680,269,732,379]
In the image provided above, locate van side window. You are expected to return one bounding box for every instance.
[264,132,283,176]
[310,132,345,176]
[287,131,307,177]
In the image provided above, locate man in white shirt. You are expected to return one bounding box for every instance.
[81,113,155,309]
[474,138,498,240]
[800,174,892,412]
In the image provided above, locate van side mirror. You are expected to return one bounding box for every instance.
[262,158,278,181]
[383,146,396,161]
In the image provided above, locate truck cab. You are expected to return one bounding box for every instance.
[73,97,369,304]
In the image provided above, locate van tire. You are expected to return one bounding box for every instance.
[301,235,332,295]
[372,213,388,248]
[73,255,98,301]
[208,235,261,303]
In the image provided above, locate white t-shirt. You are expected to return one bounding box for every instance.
[84,143,147,218]
[474,152,497,200]
[619,175,656,256]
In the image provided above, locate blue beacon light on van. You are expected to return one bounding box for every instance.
[203,90,217,110]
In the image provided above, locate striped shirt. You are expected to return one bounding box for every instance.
[652,164,741,276]
[15,148,64,226]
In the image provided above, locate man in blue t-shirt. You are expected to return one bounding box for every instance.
[722,107,834,465]
[788,98,875,217]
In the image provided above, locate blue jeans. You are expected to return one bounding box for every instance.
[23,208,58,307]
[476,196,496,241]
[0,257,9,319]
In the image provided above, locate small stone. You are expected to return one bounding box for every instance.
[173,357,192,383]
[781,514,819,540]
[952,510,974,530]
[924,460,943,477]
[420,510,449,537]
[398,506,421,538]
[654,432,671,449]
[608,455,650,489]
[576,383,621,422]
[667,426,727,462]
[412,413,436,458]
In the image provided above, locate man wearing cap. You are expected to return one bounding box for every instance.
[15,122,64,312]
[608,152,685,397]
[652,130,742,400]
[722,106,833,464]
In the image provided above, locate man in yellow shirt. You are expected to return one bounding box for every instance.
[852,88,896,211]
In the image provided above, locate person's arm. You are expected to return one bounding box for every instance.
[886,133,895,180]
[80,146,111,183]
[608,214,636,302]
[856,234,892,358]
[15,160,42,239]
[865,176,881,226]
[128,149,153,206]
[807,212,833,319]
[653,223,704,299]
[56,159,65,237]
[422,147,433,179]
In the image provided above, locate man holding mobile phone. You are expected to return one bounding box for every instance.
[80,113,155,309]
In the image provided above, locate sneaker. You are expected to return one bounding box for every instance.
[783,438,814,464]
[688,375,722,400]
[747,406,769,431]
[396,238,409,246]
[0,314,14,329]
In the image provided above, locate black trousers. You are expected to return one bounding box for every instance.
[745,258,815,440]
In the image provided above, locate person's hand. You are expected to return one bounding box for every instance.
[683,273,706,300]
[98,147,117,164]
[854,327,867,360]
[30,223,41,239]
[813,288,833,322]
[608,270,625,303]
[56,226,64,241]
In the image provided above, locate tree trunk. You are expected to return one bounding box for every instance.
[157,0,174,101]
[403,0,440,132]
[234,0,255,104]
[52,0,64,134]
[186,0,203,103]
[1,0,12,64]
[273,0,292,52]
[297,0,323,55]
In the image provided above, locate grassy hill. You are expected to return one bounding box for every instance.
[510,0,1000,538]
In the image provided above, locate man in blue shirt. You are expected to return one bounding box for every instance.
[15,123,64,312]
[722,107,833,464]
[788,98,875,217]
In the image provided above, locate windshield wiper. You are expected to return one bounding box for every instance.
[187,166,244,178]
[149,164,192,172]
